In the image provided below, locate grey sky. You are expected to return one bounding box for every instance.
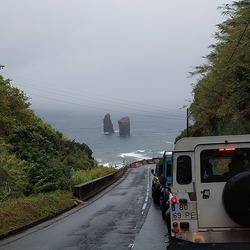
[0,0,233,117]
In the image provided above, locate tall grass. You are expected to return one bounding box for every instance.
[0,191,73,235]
[71,166,117,187]
[0,167,118,236]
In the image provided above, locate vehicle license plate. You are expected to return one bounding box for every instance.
[172,203,197,220]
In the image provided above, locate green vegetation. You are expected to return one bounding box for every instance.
[71,167,118,187]
[179,2,250,139]
[0,74,118,235]
[0,191,74,235]
[0,74,117,200]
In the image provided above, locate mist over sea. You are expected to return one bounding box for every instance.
[36,109,186,166]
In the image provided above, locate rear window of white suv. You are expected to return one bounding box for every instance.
[200,148,250,182]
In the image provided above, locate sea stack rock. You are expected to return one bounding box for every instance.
[118,117,130,137]
[103,113,114,134]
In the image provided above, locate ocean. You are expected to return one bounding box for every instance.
[36,109,186,167]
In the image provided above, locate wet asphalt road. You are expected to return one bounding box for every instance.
[0,164,168,250]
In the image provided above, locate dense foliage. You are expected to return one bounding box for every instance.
[185,1,250,137]
[0,191,74,235]
[0,75,98,200]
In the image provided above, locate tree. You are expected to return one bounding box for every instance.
[0,76,35,136]
[187,1,250,137]
[0,74,96,197]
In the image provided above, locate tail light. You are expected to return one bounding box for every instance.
[173,222,178,228]
[171,197,177,203]
[219,148,235,152]
[172,222,179,233]
[172,228,179,233]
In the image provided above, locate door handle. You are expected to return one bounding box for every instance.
[201,189,210,199]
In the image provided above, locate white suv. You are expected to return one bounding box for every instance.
[168,134,250,244]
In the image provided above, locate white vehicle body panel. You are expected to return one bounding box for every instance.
[169,134,250,244]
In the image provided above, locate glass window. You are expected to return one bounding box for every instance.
[166,161,172,186]
[177,155,192,184]
[200,147,250,183]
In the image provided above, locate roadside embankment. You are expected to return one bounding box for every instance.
[0,191,75,239]
[73,158,159,200]
[0,166,128,239]
[0,160,158,240]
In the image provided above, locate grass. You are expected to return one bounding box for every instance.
[0,191,74,236]
[71,166,117,187]
[0,166,118,236]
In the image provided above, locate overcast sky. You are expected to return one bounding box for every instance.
[0,0,234,118]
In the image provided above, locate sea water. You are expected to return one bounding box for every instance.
[37,109,186,166]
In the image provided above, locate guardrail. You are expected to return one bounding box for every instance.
[73,166,128,200]
[73,158,160,200]
[128,158,159,168]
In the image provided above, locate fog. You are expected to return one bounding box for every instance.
[0,0,233,119]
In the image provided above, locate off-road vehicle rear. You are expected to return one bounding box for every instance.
[168,134,250,244]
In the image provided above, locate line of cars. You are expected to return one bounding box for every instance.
[151,151,172,218]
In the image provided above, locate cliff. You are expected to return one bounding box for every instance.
[103,113,115,134]
[118,117,130,137]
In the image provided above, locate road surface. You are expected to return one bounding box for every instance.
[0,164,168,250]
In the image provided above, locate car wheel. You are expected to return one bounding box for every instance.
[153,189,160,204]
[161,201,166,219]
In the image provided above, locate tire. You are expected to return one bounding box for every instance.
[153,189,160,204]
[161,200,166,219]
[222,171,250,227]
[166,209,171,237]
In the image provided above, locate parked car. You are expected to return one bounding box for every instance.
[167,134,250,244]
[151,152,172,210]
[151,168,161,204]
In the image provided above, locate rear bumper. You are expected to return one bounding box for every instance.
[167,237,250,250]
[171,229,250,244]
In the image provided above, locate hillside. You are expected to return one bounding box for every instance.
[179,1,250,139]
[0,75,96,200]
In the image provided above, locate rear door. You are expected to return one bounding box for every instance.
[195,144,250,228]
